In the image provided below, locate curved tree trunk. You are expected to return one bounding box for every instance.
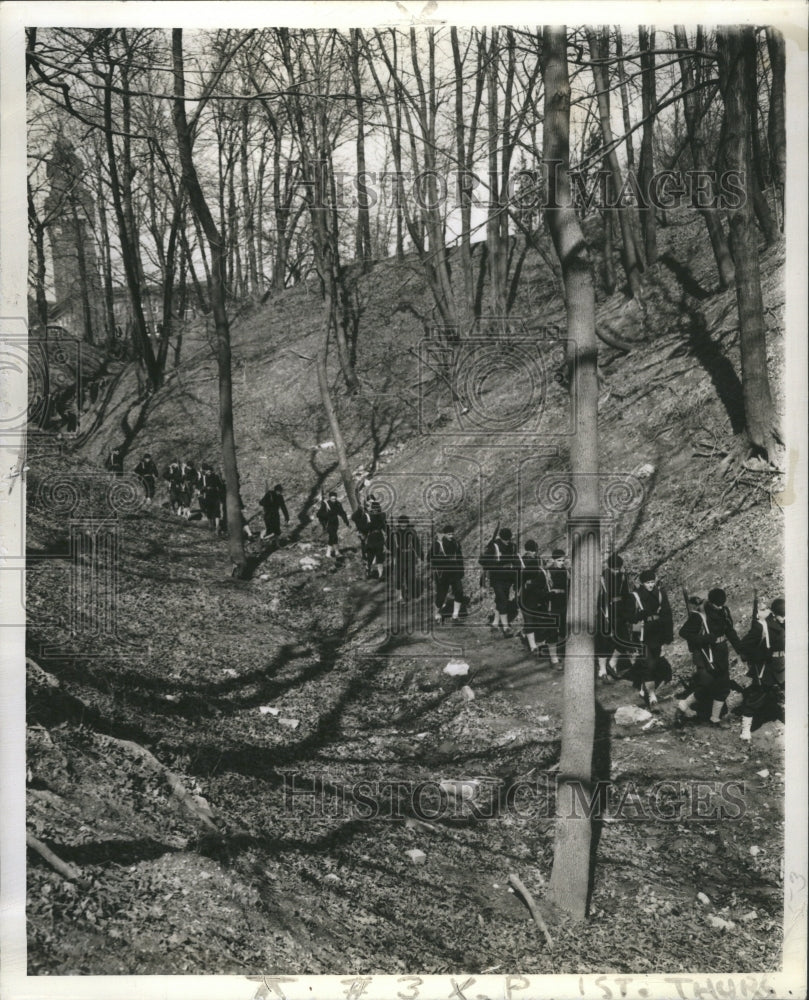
[542,25,600,923]
[172,28,247,577]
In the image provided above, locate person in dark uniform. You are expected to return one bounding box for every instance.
[738,597,785,743]
[538,548,569,666]
[178,460,198,519]
[317,490,349,558]
[365,500,388,579]
[677,587,744,726]
[596,553,632,681]
[430,525,465,624]
[134,453,159,504]
[105,446,124,476]
[623,569,673,710]
[479,527,517,637]
[515,539,544,655]
[198,463,224,532]
[351,498,373,568]
[389,513,422,602]
[64,406,78,433]
[164,461,182,513]
[260,483,289,540]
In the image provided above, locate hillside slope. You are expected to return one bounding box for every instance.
[76,209,785,601]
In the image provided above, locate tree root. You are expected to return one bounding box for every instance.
[508,873,554,947]
[595,325,635,353]
[26,832,87,886]
[96,734,220,835]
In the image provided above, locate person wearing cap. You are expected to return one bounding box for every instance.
[351,497,373,564]
[317,490,349,559]
[738,597,785,743]
[480,527,518,637]
[389,513,422,602]
[365,500,388,579]
[164,460,183,513]
[260,483,290,541]
[134,452,159,504]
[623,569,673,710]
[515,539,544,655]
[539,548,569,666]
[198,463,224,533]
[596,553,631,681]
[430,525,465,624]
[178,459,198,519]
[676,587,743,725]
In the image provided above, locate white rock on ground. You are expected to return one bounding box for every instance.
[614,705,653,726]
[443,660,470,677]
[439,779,480,799]
[461,686,475,701]
[278,718,300,729]
[406,849,427,865]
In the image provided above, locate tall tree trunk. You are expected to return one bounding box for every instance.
[94,158,117,345]
[638,26,657,265]
[27,181,51,412]
[542,25,600,922]
[602,210,616,294]
[101,57,159,387]
[745,46,779,246]
[240,100,259,295]
[450,26,477,325]
[716,26,780,462]
[765,27,786,227]
[586,28,643,298]
[173,28,248,577]
[486,28,508,317]
[316,306,359,514]
[614,28,635,172]
[255,149,266,293]
[674,26,735,289]
[179,223,209,314]
[350,29,373,265]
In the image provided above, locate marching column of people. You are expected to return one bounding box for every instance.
[106,447,787,746]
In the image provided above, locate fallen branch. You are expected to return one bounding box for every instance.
[508,872,554,947]
[26,832,84,884]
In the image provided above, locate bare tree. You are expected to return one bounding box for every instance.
[673,25,735,289]
[638,25,657,265]
[765,27,786,226]
[172,27,248,576]
[716,25,781,463]
[542,24,600,922]
[586,27,643,298]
